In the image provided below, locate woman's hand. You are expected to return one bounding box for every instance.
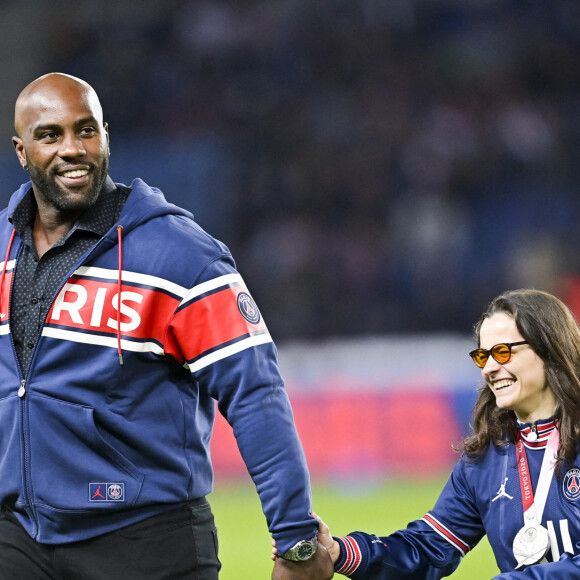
[270,512,340,565]
[312,512,340,564]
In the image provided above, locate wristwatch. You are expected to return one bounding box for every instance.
[280,536,319,561]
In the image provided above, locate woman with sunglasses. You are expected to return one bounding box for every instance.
[275,289,580,578]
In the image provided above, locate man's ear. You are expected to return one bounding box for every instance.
[12,136,27,169]
[104,122,110,155]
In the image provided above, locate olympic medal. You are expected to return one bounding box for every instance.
[512,522,550,568]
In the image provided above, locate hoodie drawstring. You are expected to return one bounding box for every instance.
[117,225,124,365]
[0,230,16,320]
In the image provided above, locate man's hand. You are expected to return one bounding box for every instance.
[271,513,336,579]
[271,544,334,580]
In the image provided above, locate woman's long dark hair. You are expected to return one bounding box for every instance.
[459,289,580,474]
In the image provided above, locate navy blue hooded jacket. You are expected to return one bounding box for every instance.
[0,178,316,552]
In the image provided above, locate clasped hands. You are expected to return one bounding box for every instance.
[271,514,339,580]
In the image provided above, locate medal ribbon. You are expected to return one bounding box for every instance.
[515,427,559,524]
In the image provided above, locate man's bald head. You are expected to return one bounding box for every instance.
[11,72,110,218]
[14,73,105,137]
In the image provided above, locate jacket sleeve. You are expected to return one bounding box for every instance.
[492,553,580,579]
[166,253,317,553]
[333,527,462,579]
[333,460,485,578]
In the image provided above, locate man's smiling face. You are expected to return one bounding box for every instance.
[12,74,110,216]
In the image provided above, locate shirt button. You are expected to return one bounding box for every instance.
[27,342,34,349]
[31,298,39,304]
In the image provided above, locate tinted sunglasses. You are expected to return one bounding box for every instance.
[469,341,528,368]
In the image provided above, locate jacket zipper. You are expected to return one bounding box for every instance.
[5,243,39,533]
[11,229,117,538]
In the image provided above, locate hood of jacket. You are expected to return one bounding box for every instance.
[6,177,194,237]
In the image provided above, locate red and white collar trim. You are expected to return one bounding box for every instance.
[517,418,557,449]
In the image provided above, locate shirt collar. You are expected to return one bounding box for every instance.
[9,176,119,239]
[76,176,119,236]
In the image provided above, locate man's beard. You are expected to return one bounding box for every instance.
[27,156,109,215]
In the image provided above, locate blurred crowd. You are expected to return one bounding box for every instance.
[2,0,580,339]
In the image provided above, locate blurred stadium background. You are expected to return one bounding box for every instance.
[1,1,579,577]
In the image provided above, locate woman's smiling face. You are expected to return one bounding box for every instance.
[479,312,556,423]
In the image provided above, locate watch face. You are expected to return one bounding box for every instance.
[282,537,318,561]
[297,542,315,560]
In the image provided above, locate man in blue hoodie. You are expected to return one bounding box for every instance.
[0,73,333,579]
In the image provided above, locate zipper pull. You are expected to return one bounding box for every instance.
[529,422,538,442]
[18,379,26,398]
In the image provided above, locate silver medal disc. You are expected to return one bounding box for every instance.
[513,522,550,569]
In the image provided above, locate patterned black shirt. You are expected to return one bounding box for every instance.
[8,177,129,375]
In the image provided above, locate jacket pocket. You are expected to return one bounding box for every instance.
[26,394,144,511]
[0,395,23,501]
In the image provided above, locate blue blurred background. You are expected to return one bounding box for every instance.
[1,0,579,480]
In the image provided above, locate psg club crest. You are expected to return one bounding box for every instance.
[237,292,261,325]
[563,468,580,501]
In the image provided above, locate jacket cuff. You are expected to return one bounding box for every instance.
[334,535,363,576]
